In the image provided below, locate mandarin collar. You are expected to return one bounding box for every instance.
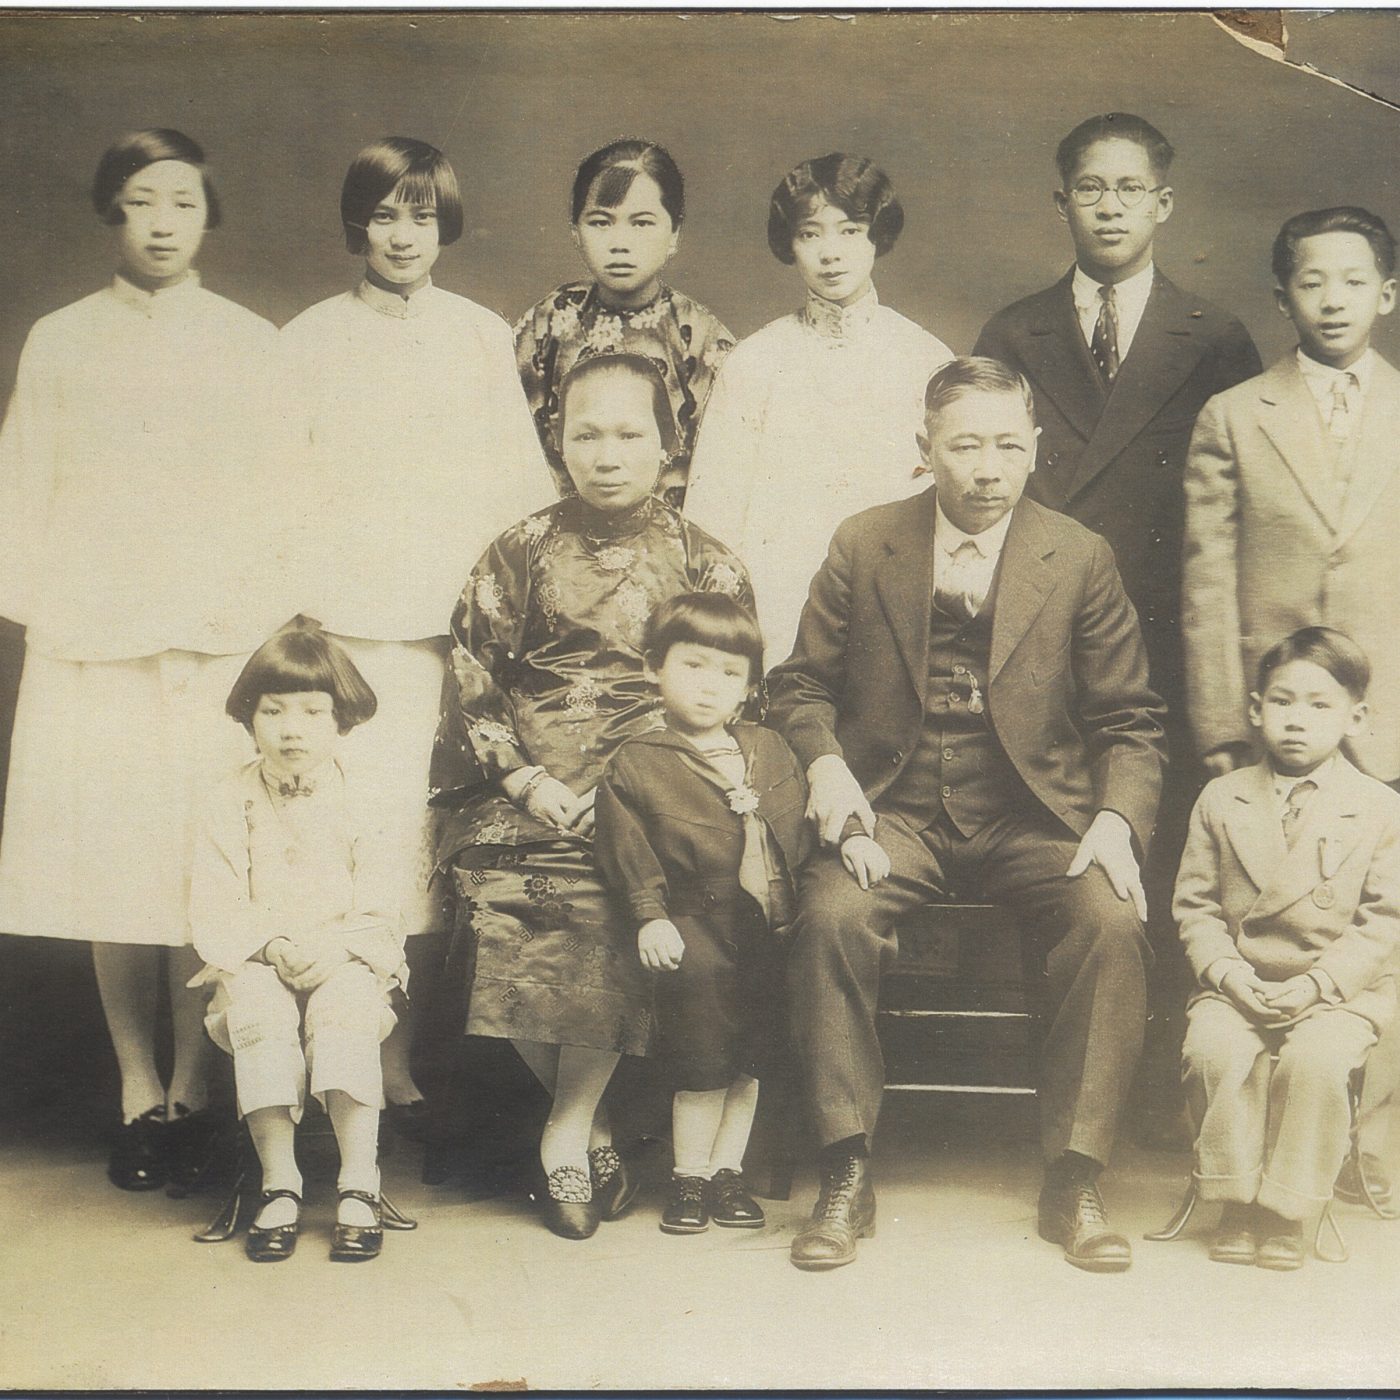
[801,283,880,341]
[355,275,436,320]
[110,271,202,315]
[568,493,660,542]
[260,756,339,800]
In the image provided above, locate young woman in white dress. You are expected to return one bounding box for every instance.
[0,130,287,1191]
[280,137,552,1122]
[685,153,954,663]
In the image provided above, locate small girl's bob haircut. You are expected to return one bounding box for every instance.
[226,616,378,735]
[1256,625,1371,702]
[340,136,463,255]
[767,153,904,265]
[92,129,221,229]
[571,139,685,227]
[644,592,765,685]
[557,352,679,456]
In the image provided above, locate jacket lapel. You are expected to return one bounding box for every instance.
[873,487,937,704]
[1336,354,1400,547]
[1250,758,1369,919]
[988,502,1058,683]
[1255,358,1340,533]
[1221,763,1288,895]
[1062,273,1211,502]
[1017,271,1106,451]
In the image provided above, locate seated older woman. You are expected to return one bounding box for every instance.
[428,352,754,1239]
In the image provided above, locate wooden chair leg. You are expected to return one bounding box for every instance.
[1144,1181,1199,1241]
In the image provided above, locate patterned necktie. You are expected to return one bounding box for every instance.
[1328,371,1358,443]
[935,539,985,621]
[1091,284,1120,384]
[1282,778,1317,847]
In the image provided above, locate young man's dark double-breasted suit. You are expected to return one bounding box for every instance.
[767,488,1167,1163]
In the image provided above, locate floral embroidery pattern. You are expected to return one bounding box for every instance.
[584,316,625,353]
[702,561,745,598]
[474,573,505,618]
[538,579,563,629]
[727,784,760,815]
[522,514,551,542]
[593,544,635,573]
[474,819,514,846]
[615,579,653,633]
[523,873,575,930]
[470,719,517,747]
[550,304,582,341]
[564,674,601,719]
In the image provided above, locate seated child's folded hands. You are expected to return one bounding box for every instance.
[264,936,353,992]
[1260,973,1323,1023]
[841,834,891,891]
[639,918,686,972]
[1218,964,1278,1023]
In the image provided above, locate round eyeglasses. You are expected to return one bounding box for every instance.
[1067,180,1166,209]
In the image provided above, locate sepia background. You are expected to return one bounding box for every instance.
[2,9,1400,1391]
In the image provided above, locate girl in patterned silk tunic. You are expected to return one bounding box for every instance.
[514,139,735,507]
[431,354,752,1239]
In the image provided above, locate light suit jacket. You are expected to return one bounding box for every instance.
[1182,353,1400,780]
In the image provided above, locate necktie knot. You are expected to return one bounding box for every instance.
[936,539,987,621]
[1282,778,1318,845]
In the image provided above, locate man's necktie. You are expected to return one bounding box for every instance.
[1091,284,1120,384]
[934,539,984,621]
[1328,371,1358,443]
[1282,778,1317,847]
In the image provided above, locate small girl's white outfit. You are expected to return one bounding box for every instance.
[190,758,406,1118]
[0,274,289,945]
[280,278,553,935]
[684,287,952,663]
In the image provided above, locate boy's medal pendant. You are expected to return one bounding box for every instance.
[967,675,984,715]
[1313,882,1336,910]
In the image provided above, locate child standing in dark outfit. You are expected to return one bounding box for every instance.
[595,593,809,1234]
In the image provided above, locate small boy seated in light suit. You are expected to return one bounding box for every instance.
[1174,627,1400,1270]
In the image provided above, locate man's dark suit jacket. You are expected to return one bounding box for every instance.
[973,268,1261,697]
[767,489,1167,856]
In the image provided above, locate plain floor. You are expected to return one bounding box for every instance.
[3,1091,1400,1393]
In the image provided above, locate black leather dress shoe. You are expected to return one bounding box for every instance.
[1037,1178,1132,1272]
[164,1105,222,1198]
[246,1189,301,1262]
[660,1175,710,1234]
[330,1189,384,1262]
[538,1165,599,1240]
[108,1107,168,1192]
[589,1145,638,1221]
[790,1154,876,1270]
[709,1169,765,1229]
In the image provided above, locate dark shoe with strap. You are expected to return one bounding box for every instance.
[539,1165,599,1240]
[660,1175,710,1234]
[1037,1178,1132,1272]
[1208,1203,1258,1266]
[1256,1228,1306,1271]
[164,1104,222,1198]
[245,1189,302,1262]
[790,1154,876,1271]
[709,1168,765,1229]
[589,1145,638,1221]
[1335,1151,1393,1208]
[108,1106,169,1192]
[330,1189,384,1262]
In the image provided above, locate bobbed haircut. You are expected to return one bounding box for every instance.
[1271,206,1397,284]
[1055,113,1176,185]
[226,617,378,735]
[644,592,765,684]
[571,139,685,227]
[767,153,904,264]
[924,355,1037,429]
[92,129,221,229]
[556,352,679,455]
[1256,626,1371,702]
[340,136,463,255]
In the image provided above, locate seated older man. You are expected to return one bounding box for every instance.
[768,356,1167,1272]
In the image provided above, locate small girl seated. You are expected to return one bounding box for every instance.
[189,619,407,1263]
[1175,627,1400,1270]
[595,593,809,1233]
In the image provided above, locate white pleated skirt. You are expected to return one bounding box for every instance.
[0,648,253,946]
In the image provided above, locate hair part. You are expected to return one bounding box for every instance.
[644,592,765,684]
[92,128,221,229]
[767,153,904,264]
[340,136,463,255]
[1055,113,1176,186]
[1256,625,1371,701]
[570,139,685,227]
[924,355,1037,428]
[1271,206,1397,284]
[556,352,679,455]
[226,617,378,735]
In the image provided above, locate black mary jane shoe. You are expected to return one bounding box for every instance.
[164,1104,223,1198]
[660,1175,710,1235]
[589,1145,638,1221]
[108,1106,169,1192]
[539,1165,599,1240]
[709,1168,766,1229]
[245,1189,302,1263]
[330,1189,385,1262]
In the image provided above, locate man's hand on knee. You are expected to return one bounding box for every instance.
[840,834,891,891]
[1066,810,1147,922]
[806,754,876,847]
